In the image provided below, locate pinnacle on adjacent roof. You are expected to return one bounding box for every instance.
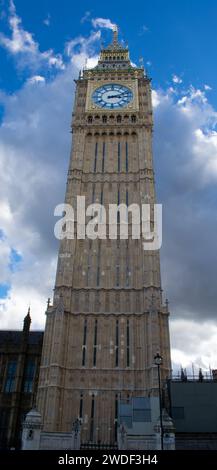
[23,306,31,332]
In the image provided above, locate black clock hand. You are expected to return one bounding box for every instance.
[108,94,121,99]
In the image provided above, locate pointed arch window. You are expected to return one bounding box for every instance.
[126,240,130,287]
[92,184,95,203]
[99,187,104,222]
[90,394,95,441]
[4,360,17,393]
[117,187,120,223]
[118,142,121,173]
[93,319,98,367]
[82,319,87,366]
[126,319,130,367]
[126,141,129,172]
[115,320,119,367]
[115,394,118,441]
[94,142,98,173]
[96,242,101,287]
[102,142,105,172]
[79,393,83,419]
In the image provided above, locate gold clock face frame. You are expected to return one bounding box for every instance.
[85,79,139,112]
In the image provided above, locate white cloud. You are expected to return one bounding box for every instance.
[193,128,217,181]
[152,89,163,108]
[168,86,176,94]
[43,14,50,27]
[27,75,45,84]
[0,234,11,283]
[43,52,65,70]
[139,24,149,36]
[81,11,91,24]
[0,0,65,71]
[91,17,116,30]
[172,74,183,84]
[204,84,212,91]
[66,31,100,69]
[0,0,37,54]
[171,319,217,372]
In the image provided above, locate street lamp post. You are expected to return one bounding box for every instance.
[154,353,163,450]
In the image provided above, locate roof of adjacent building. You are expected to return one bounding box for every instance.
[0,330,43,345]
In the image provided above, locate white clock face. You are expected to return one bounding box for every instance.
[92,84,133,109]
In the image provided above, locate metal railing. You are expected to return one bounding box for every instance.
[81,442,118,450]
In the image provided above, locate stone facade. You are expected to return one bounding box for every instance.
[36,28,171,447]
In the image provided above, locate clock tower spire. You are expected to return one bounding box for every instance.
[112,24,118,47]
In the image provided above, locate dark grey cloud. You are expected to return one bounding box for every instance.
[0,63,77,328]
[0,16,101,329]
[153,89,217,323]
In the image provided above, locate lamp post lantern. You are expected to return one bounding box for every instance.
[154,353,163,450]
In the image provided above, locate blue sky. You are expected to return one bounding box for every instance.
[0,0,217,373]
[0,0,216,100]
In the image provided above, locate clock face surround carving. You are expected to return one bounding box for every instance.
[92,83,133,109]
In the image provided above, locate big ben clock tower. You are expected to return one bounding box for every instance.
[36,27,171,447]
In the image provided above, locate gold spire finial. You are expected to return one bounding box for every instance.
[112,24,118,47]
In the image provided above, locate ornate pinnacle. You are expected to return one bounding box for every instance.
[23,307,31,333]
